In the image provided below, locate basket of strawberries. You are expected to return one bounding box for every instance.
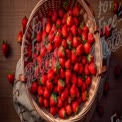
[21,0,103,121]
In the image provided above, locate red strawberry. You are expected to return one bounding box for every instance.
[65,104,72,116]
[59,68,65,79]
[96,105,104,117]
[114,64,121,78]
[22,16,28,32]
[48,31,54,42]
[54,35,61,48]
[44,99,49,108]
[71,25,77,36]
[77,97,82,104]
[82,56,87,65]
[62,13,67,24]
[65,70,71,84]
[52,11,57,22]
[59,58,65,68]
[39,75,47,85]
[38,96,44,106]
[77,76,83,87]
[2,41,9,57]
[61,39,67,49]
[83,25,89,33]
[67,15,73,26]
[47,69,55,80]
[103,82,109,95]
[81,91,89,102]
[82,82,87,92]
[67,96,72,104]
[72,101,79,114]
[88,62,97,75]
[44,88,50,98]
[7,73,15,85]
[17,31,23,44]
[70,84,77,98]
[71,50,77,64]
[58,8,64,18]
[68,9,73,16]
[58,107,66,119]
[73,17,79,26]
[58,46,65,58]
[42,30,47,41]
[78,27,83,35]
[71,73,77,84]
[61,88,69,101]
[30,82,38,94]
[72,6,79,16]
[82,31,87,42]
[37,86,43,96]
[36,32,42,43]
[46,80,53,91]
[65,59,71,69]
[40,46,47,57]
[84,64,90,75]
[85,76,91,87]
[88,33,95,44]
[62,24,68,37]
[47,43,53,52]
[76,44,84,56]
[46,22,51,33]
[74,63,79,72]
[84,42,91,54]
[72,36,79,48]
[67,34,73,49]
[87,54,94,64]
[57,79,65,92]
[57,97,63,108]
[50,93,57,107]
[78,63,84,74]
[66,49,71,59]
[105,24,111,38]
[50,107,57,115]
[113,1,119,13]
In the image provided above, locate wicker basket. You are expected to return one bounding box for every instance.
[21,0,103,121]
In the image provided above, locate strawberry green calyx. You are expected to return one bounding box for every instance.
[55,61,61,73]
[59,79,65,87]
[52,93,57,103]
[87,54,94,63]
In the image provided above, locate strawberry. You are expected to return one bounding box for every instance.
[61,88,69,101]
[103,82,109,95]
[72,36,79,48]
[68,9,73,16]
[72,6,79,16]
[83,26,89,33]
[37,86,43,96]
[114,64,121,78]
[84,42,91,55]
[40,46,47,57]
[43,88,50,98]
[58,46,65,58]
[66,15,73,26]
[65,59,71,69]
[74,63,79,72]
[96,105,104,117]
[53,60,61,74]
[76,44,84,56]
[50,93,57,107]
[36,32,42,43]
[87,54,94,64]
[85,76,91,87]
[50,107,57,115]
[39,74,47,86]
[65,104,72,116]
[27,44,32,57]
[71,50,77,64]
[30,82,38,94]
[77,97,82,104]
[67,96,72,104]
[77,76,83,87]
[82,56,87,65]
[84,64,90,75]
[54,35,61,48]
[59,58,65,68]
[65,70,71,84]
[58,8,64,18]
[72,101,79,114]
[57,79,65,92]
[44,99,49,108]
[61,39,67,49]
[113,1,119,13]
[58,107,66,119]
[81,91,89,102]
[22,16,28,32]
[45,22,51,33]
[82,82,87,92]
[73,17,79,26]
[52,11,57,22]
[78,63,84,74]
[7,73,15,85]
[62,13,67,24]
[38,96,44,106]
[47,42,53,52]
[71,73,77,84]
[57,97,63,108]
[82,31,87,42]
[88,33,95,44]
[71,25,77,36]
[48,31,54,42]
[62,24,68,37]
[88,62,97,75]
[46,80,53,91]
[70,84,77,98]
[42,30,47,41]
[105,24,111,38]
[78,27,83,35]
[48,69,55,80]
[66,49,71,59]
[17,31,23,44]
[67,34,73,49]
[2,41,9,57]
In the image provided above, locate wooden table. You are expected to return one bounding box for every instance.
[0,0,122,122]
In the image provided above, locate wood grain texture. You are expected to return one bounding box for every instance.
[0,0,122,122]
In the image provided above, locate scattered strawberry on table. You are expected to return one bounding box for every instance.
[2,40,9,57]
[7,73,15,86]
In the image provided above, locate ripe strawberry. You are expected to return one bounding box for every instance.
[74,63,79,72]
[58,46,65,58]
[48,69,55,80]
[17,31,23,44]
[39,74,47,85]
[66,49,71,59]
[70,84,77,98]
[38,96,44,106]
[72,101,79,114]
[61,39,67,49]
[30,82,38,94]
[59,68,65,79]
[7,73,15,85]
[40,46,47,57]
[82,31,87,42]
[81,91,89,102]
[43,88,50,98]
[84,42,91,55]
[78,27,83,35]
[42,30,47,41]
[73,6,79,16]
[50,93,57,107]
[88,62,97,75]
[105,24,111,38]
[45,22,51,33]
[36,32,42,43]
[113,1,119,13]
[66,15,73,26]
[62,13,67,24]
[82,82,87,92]
[88,33,95,44]
[67,34,73,49]
[47,42,53,52]
[87,54,94,64]
[54,35,61,48]
[77,97,82,104]
[50,107,57,115]
[65,104,72,116]
[48,31,54,42]
[114,64,121,78]
[103,82,109,95]
[85,76,91,87]
[57,79,65,92]
[65,70,71,84]
[52,11,57,22]
[57,97,63,108]
[37,86,43,96]
[59,58,65,68]
[83,25,89,33]
[73,17,79,26]
[44,99,49,108]
[58,107,66,119]
[62,24,68,37]
[72,36,79,48]
[68,9,73,16]
[77,76,83,87]
[76,44,84,56]
[61,88,69,101]
[2,41,9,57]
[82,56,87,65]
[67,96,72,104]
[84,64,90,75]
[78,63,84,74]
[71,25,77,36]
[71,73,77,84]
[58,8,64,18]
[22,16,28,32]
[71,50,77,64]
[65,59,71,69]
[46,80,53,91]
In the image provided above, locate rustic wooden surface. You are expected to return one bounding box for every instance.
[0,0,122,122]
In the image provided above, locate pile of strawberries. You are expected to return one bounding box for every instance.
[29,5,97,119]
